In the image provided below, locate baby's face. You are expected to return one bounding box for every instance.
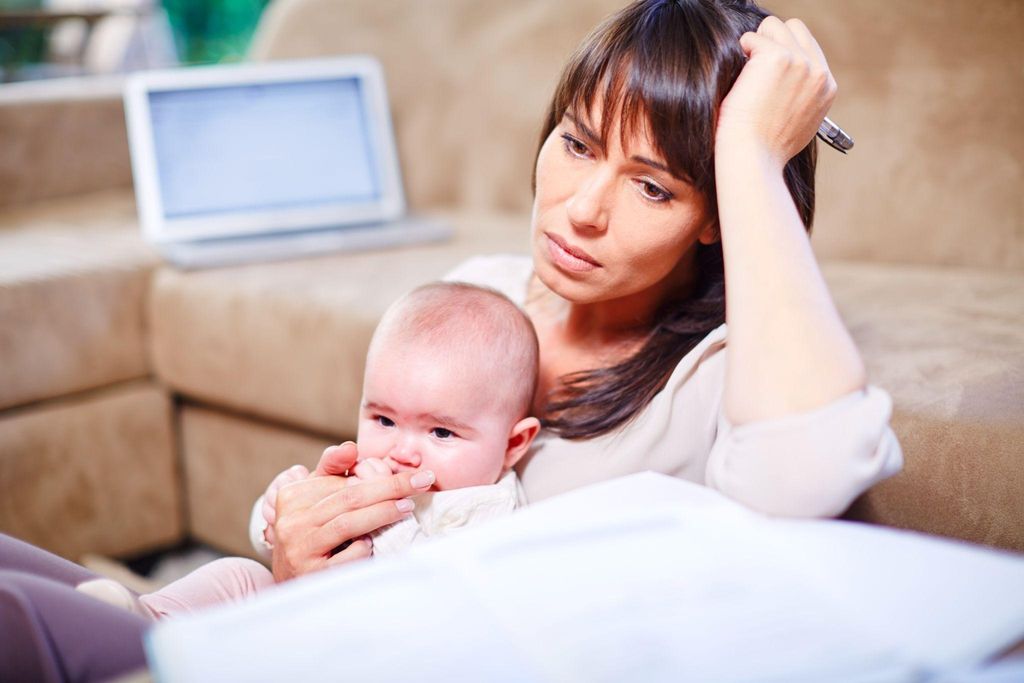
[355,339,516,491]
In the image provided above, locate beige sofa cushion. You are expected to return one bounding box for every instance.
[0,192,158,411]
[0,381,183,561]
[824,261,1024,550]
[149,212,527,436]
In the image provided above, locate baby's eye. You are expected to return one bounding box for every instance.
[376,415,395,428]
[431,427,455,439]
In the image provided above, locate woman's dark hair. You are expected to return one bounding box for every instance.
[536,0,817,439]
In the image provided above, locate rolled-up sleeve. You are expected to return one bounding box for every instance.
[704,385,903,518]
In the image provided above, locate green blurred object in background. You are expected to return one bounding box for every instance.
[162,0,271,64]
[0,0,46,71]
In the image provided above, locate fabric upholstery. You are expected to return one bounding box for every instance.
[251,0,1023,271]
[823,261,1024,549]
[149,212,527,436]
[0,382,182,561]
[0,79,132,208]
[0,192,157,411]
[180,404,329,558]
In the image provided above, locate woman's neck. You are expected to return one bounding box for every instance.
[556,258,700,352]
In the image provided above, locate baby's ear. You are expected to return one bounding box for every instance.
[504,417,541,470]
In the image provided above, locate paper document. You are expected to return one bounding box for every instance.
[147,473,1024,682]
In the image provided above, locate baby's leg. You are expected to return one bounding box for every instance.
[140,557,275,618]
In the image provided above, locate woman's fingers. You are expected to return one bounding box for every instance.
[325,537,374,568]
[310,498,412,555]
[302,470,433,553]
[783,18,830,72]
[314,442,359,476]
[322,469,434,512]
[275,472,352,514]
[755,15,804,56]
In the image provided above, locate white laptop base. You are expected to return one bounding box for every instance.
[157,215,451,269]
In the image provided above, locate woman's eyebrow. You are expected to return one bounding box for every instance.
[631,154,671,174]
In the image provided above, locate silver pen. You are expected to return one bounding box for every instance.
[817,116,854,154]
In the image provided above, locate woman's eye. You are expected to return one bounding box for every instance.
[638,179,671,203]
[377,416,395,428]
[431,427,455,439]
[560,133,589,158]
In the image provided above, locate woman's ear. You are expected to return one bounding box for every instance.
[697,220,720,245]
[504,417,541,470]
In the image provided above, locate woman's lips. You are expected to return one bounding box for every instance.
[545,233,601,272]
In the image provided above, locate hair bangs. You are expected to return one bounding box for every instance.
[541,0,752,204]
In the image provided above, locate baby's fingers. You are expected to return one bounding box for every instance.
[263,464,310,524]
[353,458,392,481]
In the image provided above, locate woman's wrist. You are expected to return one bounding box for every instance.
[714,127,787,174]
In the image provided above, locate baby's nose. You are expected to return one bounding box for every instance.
[390,439,422,468]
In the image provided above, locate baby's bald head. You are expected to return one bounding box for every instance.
[366,282,539,420]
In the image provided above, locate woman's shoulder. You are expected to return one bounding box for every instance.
[442,254,532,306]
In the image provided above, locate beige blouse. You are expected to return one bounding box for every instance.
[445,254,903,517]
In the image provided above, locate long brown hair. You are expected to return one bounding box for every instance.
[536,0,817,439]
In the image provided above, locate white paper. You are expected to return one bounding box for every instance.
[147,473,1024,682]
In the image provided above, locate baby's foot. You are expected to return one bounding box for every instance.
[76,578,157,621]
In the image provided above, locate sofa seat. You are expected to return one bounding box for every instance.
[0,190,157,411]
[148,211,529,437]
[823,261,1024,550]
[0,382,182,560]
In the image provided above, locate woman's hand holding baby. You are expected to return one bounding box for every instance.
[716,15,837,168]
[268,442,434,582]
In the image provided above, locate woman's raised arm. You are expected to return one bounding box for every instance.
[714,16,866,426]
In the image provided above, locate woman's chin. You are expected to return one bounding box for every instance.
[533,254,608,305]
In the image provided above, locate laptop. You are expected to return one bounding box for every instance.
[123,57,451,269]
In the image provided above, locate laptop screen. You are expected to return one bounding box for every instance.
[148,77,380,220]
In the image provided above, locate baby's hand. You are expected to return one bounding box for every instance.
[347,457,394,484]
[261,464,311,547]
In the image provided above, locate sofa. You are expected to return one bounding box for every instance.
[0,0,1021,566]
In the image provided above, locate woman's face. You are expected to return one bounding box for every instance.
[531,101,717,309]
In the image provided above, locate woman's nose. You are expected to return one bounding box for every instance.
[566,169,611,233]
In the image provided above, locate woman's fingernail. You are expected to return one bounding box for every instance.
[410,471,435,489]
[396,498,415,512]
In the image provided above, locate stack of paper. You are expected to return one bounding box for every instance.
[147,473,1024,682]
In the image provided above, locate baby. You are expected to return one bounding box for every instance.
[77,281,540,619]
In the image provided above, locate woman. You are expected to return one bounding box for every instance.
[0,0,902,679]
[261,0,900,583]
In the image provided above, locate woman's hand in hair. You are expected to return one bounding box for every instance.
[269,442,435,582]
[716,15,837,167]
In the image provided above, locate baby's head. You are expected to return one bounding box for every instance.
[356,282,541,491]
